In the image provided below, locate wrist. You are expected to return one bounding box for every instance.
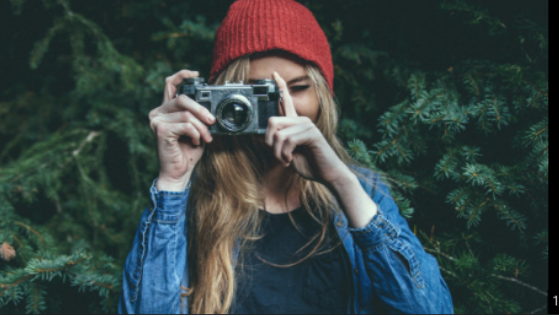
[328,167,359,193]
[328,170,379,228]
[156,173,192,192]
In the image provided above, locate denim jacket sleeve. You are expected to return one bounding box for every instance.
[118,179,190,314]
[348,168,454,314]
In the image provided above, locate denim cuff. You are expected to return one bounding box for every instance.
[149,178,190,222]
[348,213,399,251]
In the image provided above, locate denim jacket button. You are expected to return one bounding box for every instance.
[336,221,344,228]
[354,268,359,275]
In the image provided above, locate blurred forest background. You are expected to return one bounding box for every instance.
[0,0,548,314]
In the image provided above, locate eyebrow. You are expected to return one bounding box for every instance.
[286,75,311,85]
[248,75,311,85]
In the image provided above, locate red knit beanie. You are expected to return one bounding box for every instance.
[210,0,334,92]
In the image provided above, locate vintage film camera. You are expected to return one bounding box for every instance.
[180,77,281,135]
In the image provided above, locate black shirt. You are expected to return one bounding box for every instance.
[230,207,350,314]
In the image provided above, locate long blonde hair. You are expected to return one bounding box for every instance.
[185,53,367,314]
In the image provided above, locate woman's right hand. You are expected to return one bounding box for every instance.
[149,70,215,191]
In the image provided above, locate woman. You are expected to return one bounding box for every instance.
[119,0,453,314]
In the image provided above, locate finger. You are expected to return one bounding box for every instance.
[151,111,213,143]
[154,95,216,125]
[157,122,202,146]
[281,128,319,165]
[265,116,313,146]
[273,123,314,165]
[163,70,200,103]
[273,71,297,117]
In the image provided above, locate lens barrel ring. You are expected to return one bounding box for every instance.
[215,94,254,133]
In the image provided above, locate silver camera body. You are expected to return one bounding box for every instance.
[179,77,281,135]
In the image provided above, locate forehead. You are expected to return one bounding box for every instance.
[248,54,307,80]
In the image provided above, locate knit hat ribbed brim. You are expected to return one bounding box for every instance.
[210,0,334,92]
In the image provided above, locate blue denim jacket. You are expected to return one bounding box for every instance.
[118,167,453,314]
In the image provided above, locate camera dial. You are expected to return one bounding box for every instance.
[184,77,205,85]
[255,79,275,85]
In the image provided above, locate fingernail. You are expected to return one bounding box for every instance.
[207,113,215,122]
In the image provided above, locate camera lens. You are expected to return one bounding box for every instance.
[216,94,253,133]
[222,103,248,126]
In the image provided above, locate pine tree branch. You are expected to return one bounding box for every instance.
[462,233,475,256]
[468,199,487,222]
[152,32,193,40]
[534,126,548,137]
[527,304,547,314]
[0,133,23,161]
[424,247,457,261]
[91,282,114,290]
[528,92,542,109]
[493,95,501,122]
[452,189,471,203]
[9,162,47,183]
[418,185,437,195]
[31,257,87,273]
[33,282,38,312]
[525,81,549,100]
[535,146,548,160]
[376,136,399,156]
[376,118,410,156]
[494,205,526,236]
[438,265,459,278]
[10,234,27,262]
[5,131,102,185]
[489,274,546,297]
[72,131,102,158]
[424,247,546,297]
[458,197,472,214]
[0,275,34,297]
[59,0,101,40]
[483,177,497,192]
[14,222,45,248]
[396,143,406,158]
[11,234,24,249]
[467,74,481,97]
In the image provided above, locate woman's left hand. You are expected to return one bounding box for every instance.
[265,72,351,187]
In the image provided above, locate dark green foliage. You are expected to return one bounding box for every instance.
[0,0,548,313]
